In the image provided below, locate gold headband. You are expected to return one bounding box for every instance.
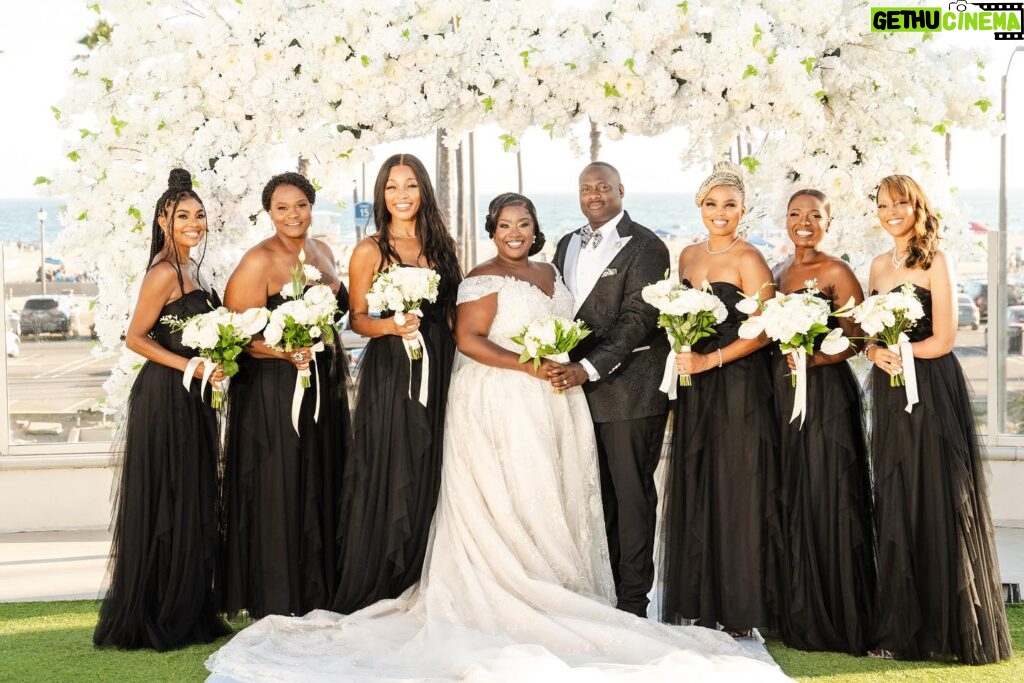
[694,161,745,207]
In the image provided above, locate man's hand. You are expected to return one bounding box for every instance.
[547,362,589,390]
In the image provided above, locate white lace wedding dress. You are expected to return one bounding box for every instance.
[206,274,789,682]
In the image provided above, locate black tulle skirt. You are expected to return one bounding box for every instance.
[331,323,455,613]
[772,354,876,654]
[871,354,1011,664]
[94,362,229,650]
[660,346,782,631]
[220,346,348,619]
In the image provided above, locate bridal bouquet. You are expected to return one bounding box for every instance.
[365,265,440,361]
[162,306,270,410]
[510,316,592,394]
[842,282,924,389]
[736,280,852,427]
[263,250,341,389]
[641,277,727,392]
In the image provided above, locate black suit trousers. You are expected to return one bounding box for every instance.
[594,414,668,617]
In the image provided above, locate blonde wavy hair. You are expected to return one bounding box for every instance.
[876,174,941,270]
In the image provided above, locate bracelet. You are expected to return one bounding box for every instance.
[863,343,878,359]
[717,348,724,368]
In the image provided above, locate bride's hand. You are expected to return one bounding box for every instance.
[525,358,561,381]
[675,350,713,376]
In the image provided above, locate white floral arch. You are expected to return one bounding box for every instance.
[44,0,995,406]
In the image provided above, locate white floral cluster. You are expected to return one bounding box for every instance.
[46,0,996,406]
[641,279,728,324]
[263,285,340,350]
[175,307,269,351]
[845,282,925,340]
[737,282,849,355]
[365,266,440,315]
[511,316,590,365]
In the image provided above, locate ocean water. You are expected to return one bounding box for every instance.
[0,190,1019,248]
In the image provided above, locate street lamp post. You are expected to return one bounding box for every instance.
[37,208,47,295]
[992,46,1024,438]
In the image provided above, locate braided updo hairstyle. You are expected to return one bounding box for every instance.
[148,168,207,293]
[484,192,546,257]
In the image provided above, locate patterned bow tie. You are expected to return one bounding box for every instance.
[579,225,603,249]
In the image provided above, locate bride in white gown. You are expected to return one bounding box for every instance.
[206,194,788,682]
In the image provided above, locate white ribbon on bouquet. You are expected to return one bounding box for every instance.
[182,356,220,401]
[290,341,326,435]
[395,310,429,407]
[658,343,690,401]
[784,346,808,429]
[893,333,919,414]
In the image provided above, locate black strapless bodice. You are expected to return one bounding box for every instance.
[681,280,746,352]
[150,289,220,355]
[870,284,933,342]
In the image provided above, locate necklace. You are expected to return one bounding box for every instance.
[891,248,908,269]
[705,235,740,255]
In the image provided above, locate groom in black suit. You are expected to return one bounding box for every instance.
[549,162,670,618]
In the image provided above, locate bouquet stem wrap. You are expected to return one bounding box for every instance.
[890,333,919,413]
[659,343,690,400]
[785,347,808,428]
[395,312,429,407]
[182,357,222,408]
[291,342,325,435]
[546,352,570,395]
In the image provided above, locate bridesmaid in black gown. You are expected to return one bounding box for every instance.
[661,161,782,636]
[220,172,350,619]
[771,189,876,654]
[94,169,230,650]
[866,175,1010,664]
[332,153,461,613]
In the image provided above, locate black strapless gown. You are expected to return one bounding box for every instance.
[660,281,782,631]
[331,295,456,613]
[94,289,230,651]
[220,287,350,619]
[871,285,1011,664]
[771,291,876,654]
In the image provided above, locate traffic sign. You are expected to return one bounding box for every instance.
[354,201,373,222]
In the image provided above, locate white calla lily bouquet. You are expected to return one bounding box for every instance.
[641,277,728,388]
[510,316,592,394]
[365,265,441,361]
[162,305,270,410]
[736,280,853,387]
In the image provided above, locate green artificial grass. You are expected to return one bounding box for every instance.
[0,601,1022,681]
[764,603,1024,682]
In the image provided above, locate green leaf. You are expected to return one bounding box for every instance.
[520,50,531,67]
[360,54,370,67]
[157,120,166,130]
[677,1,688,13]
[931,123,947,135]
[739,156,759,174]
[752,23,762,47]
[743,64,758,79]
[499,133,518,152]
[88,3,100,13]
[481,95,494,112]
[110,115,127,137]
[33,176,51,186]
[50,106,61,121]
[799,57,817,74]
[79,128,96,139]
[77,211,88,221]
[565,62,577,70]
[67,151,80,162]
[974,98,992,113]
[543,123,555,139]
[130,222,144,233]
[624,58,636,75]
[766,49,778,65]
[100,76,113,91]
[814,90,826,100]
[908,47,917,55]
[603,82,621,97]
[128,206,141,221]
[402,28,410,38]
[310,177,323,192]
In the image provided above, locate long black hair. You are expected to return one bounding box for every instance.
[372,153,462,321]
[148,168,207,295]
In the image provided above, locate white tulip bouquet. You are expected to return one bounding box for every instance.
[163,305,270,410]
[510,316,592,394]
[641,277,728,391]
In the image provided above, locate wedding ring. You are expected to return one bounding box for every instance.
[293,352,303,361]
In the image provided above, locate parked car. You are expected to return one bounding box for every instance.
[961,279,1023,323]
[957,293,980,330]
[20,295,73,338]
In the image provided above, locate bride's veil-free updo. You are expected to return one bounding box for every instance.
[484,193,546,257]
[694,161,746,208]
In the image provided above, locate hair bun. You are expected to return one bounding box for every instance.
[167,168,192,191]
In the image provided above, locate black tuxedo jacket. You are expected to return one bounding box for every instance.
[553,212,670,423]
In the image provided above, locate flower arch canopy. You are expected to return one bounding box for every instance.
[45,0,996,404]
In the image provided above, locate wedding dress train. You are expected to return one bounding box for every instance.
[206,274,788,681]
